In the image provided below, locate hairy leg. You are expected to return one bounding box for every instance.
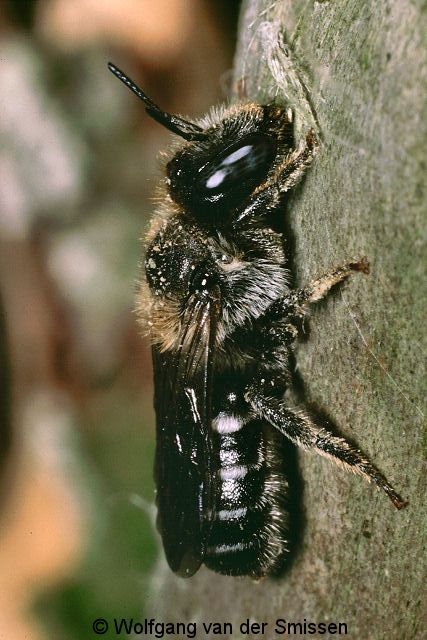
[245,385,407,509]
[267,257,370,322]
[274,128,319,194]
[297,257,369,304]
[233,129,319,226]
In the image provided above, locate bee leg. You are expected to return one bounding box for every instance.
[233,130,319,226]
[296,257,370,305]
[268,258,370,322]
[275,128,319,194]
[253,259,368,357]
[244,385,408,510]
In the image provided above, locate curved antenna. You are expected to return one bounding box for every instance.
[107,62,207,142]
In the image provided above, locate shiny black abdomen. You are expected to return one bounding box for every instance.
[204,409,290,577]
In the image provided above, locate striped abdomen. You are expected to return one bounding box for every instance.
[204,413,290,577]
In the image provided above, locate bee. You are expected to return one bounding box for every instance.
[108,63,407,578]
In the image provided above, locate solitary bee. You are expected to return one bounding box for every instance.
[108,63,406,579]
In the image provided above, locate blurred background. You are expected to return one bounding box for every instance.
[0,1,240,638]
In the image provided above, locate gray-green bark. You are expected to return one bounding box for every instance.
[148,2,426,638]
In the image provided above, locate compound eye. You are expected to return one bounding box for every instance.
[197,133,277,196]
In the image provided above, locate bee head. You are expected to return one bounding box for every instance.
[165,120,279,222]
[108,63,292,226]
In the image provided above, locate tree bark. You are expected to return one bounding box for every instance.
[148,2,426,637]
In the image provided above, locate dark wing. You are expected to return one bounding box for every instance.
[152,287,220,577]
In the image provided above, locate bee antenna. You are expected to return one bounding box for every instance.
[107,62,207,142]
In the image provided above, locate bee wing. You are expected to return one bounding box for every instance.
[152,286,220,577]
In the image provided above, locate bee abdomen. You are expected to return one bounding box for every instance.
[204,417,290,577]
